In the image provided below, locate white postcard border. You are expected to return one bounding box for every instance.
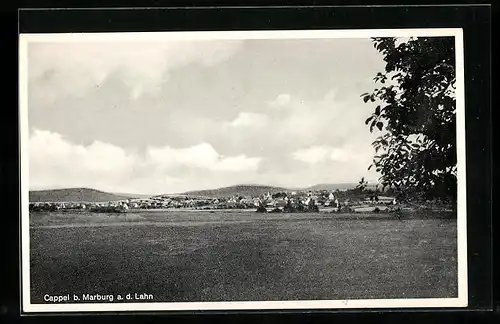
[19,28,468,313]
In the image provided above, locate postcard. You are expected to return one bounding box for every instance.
[19,28,467,312]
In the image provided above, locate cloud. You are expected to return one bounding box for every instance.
[291,146,331,164]
[264,92,349,147]
[28,40,244,103]
[29,129,261,194]
[215,90,381,184]
[147,142,261,172]
[329,147,355,162]
[29,129,137,176]
[289,143,380,184]
[268,93,291,108]
[227,112,269,128]
[292,144,371,165]
[211,155,262,172]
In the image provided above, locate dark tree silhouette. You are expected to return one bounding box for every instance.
[362,37,457,203]
[355,177,368,192]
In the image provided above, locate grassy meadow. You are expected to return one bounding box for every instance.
[29,210,457,303]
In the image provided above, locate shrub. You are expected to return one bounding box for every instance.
[256,206,267,213]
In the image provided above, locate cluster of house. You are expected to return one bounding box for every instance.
[29,190,397,213]
[253,191,397,212]
[29,201,129,212]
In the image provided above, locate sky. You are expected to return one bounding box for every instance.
[26,36,387,195]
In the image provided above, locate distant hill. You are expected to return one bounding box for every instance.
[307,183,382,192]
[180,185,289,198]
[178,182,384,198]
[112,192,154,199]
[29,188,132,203]
[306,183,358,191]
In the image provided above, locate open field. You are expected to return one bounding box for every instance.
[29,210,457,303]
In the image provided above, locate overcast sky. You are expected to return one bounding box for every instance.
[27,37,386,194]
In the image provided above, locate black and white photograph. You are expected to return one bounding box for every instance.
[19,29,467,312]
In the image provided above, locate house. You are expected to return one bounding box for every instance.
[265,200,275,207]
[274,199,287,208]
[377,196,397,204]
[240,198,254,206]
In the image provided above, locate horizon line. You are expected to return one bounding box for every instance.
[29,181,382,195]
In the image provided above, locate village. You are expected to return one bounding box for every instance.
[29,188,398,214]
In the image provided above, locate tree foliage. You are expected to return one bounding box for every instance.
[355,177,368,192]
[362,37,457,202]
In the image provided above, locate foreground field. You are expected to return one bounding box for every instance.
[29,211,457,303]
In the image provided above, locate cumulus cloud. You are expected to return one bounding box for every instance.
[147,142,261,172]
[216,90,381,184]
[263,91,377,148]
[227,112,269,128]
[211,155,262,172]
[29,129,261,194]
[292,144,371,165]
[329,147,355,162]
[267,93,291,109]
[29,130,137,176]
[28,40,244,103]
[291,146,331,164]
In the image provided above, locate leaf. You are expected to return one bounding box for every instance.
[370,120,376,133]
[360,93,369,97]
[365,116,372,125]
[363,95,370,103]
[391,73,402,80]
[376,122,383,131]
[368,164,373,171]
[375,106,381,115]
